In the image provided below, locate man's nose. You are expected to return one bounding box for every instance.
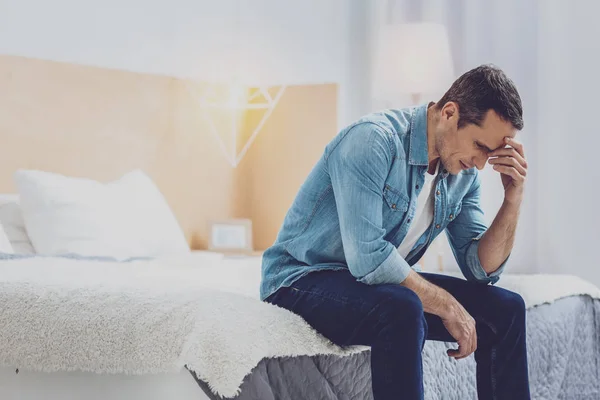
[473,155,488,170]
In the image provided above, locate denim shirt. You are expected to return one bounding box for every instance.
[260,104,508,301]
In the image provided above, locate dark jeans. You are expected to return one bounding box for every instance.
[265,269,531,400]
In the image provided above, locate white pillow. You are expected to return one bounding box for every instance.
[0,195,35,254]
[14,169,191,259]
[0,222,14,254]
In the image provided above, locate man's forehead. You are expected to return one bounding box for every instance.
[476,126,516,151]
[480,112,516,147]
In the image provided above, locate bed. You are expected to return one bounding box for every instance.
[0,252,599,400]
[1,171,599,400]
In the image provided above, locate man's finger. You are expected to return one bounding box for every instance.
[454,350,471,360]
[457,335,475,359]
[449,340,468,358]
[505,137,525,158]
[456,333,478,360]
[447,346,463,357]
[492,165,525,183]
[488,156,527,176]
[488,148,527,168]
[448,349,467,359]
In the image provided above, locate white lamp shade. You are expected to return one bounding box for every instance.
[373,23,454,99]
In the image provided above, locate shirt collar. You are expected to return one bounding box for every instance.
[408,103,430,166]
[409,103,450,179]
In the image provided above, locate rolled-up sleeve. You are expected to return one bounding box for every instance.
[326,123,412,285]
[445,172,509,285]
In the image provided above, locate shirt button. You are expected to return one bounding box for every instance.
[416,184,420,189]
[449,214,454,219]
[436,190,440,195]
[391,204,396,209]
[435,224,441,229]
[407,218,411,223]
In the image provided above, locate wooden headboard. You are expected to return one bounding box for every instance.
[0,55,338,250]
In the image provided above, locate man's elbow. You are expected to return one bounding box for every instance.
[462,240,505,285]
[348,247,411,286]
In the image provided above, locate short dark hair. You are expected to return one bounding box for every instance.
[436,64,524,130]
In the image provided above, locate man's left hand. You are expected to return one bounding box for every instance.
[487,137,527,205]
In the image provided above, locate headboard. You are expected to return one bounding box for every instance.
[0,55,338,250]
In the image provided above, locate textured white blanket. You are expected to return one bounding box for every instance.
[0,256,599,398]
[440,270,600,308]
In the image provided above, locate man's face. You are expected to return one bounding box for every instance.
[435,103,517,175]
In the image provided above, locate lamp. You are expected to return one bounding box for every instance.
[372,23,454,105]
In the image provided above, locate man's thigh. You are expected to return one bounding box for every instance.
[265,269,521,347]
[265,269,422,348]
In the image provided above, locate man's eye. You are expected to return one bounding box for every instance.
[476,143,490,152]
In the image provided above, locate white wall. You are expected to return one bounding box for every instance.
[0,1,178,76]
[537,1,600,287]
[456,0,539,275]
[0,0,361,129]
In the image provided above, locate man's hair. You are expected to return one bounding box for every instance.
[436,64,524,130]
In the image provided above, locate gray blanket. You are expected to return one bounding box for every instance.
[192,295,600,400]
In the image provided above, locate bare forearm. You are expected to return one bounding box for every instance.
[400,270,457,318]
[478,199,521,273]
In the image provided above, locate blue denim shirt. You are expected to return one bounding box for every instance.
[260,104,508,301]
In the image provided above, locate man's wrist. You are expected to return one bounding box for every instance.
[434,289,458,319]
[503,196,523,208]
[401,271,456,318]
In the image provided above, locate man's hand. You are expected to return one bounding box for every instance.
[441,301,477,360]
[487,137,527,205]
[401,270,477,360]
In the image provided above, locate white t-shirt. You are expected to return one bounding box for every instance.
[397,162,439,258]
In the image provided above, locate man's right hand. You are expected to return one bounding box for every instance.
[400,270,477,360]
[441,301,477,360]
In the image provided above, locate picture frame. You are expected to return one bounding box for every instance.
[208,218,254,254]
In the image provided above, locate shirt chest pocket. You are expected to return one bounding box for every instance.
[383,184,409,211]
[382,184,409,219]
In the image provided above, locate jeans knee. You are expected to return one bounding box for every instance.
[376,288,426,340]
[490,289,527,337]
[505,291,526,320]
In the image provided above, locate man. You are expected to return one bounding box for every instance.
[260,64,530,400]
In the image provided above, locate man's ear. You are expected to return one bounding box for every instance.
[441,101,460,129]
[441,101,458,121]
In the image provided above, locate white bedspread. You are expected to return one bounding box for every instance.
[0,256,598,398]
